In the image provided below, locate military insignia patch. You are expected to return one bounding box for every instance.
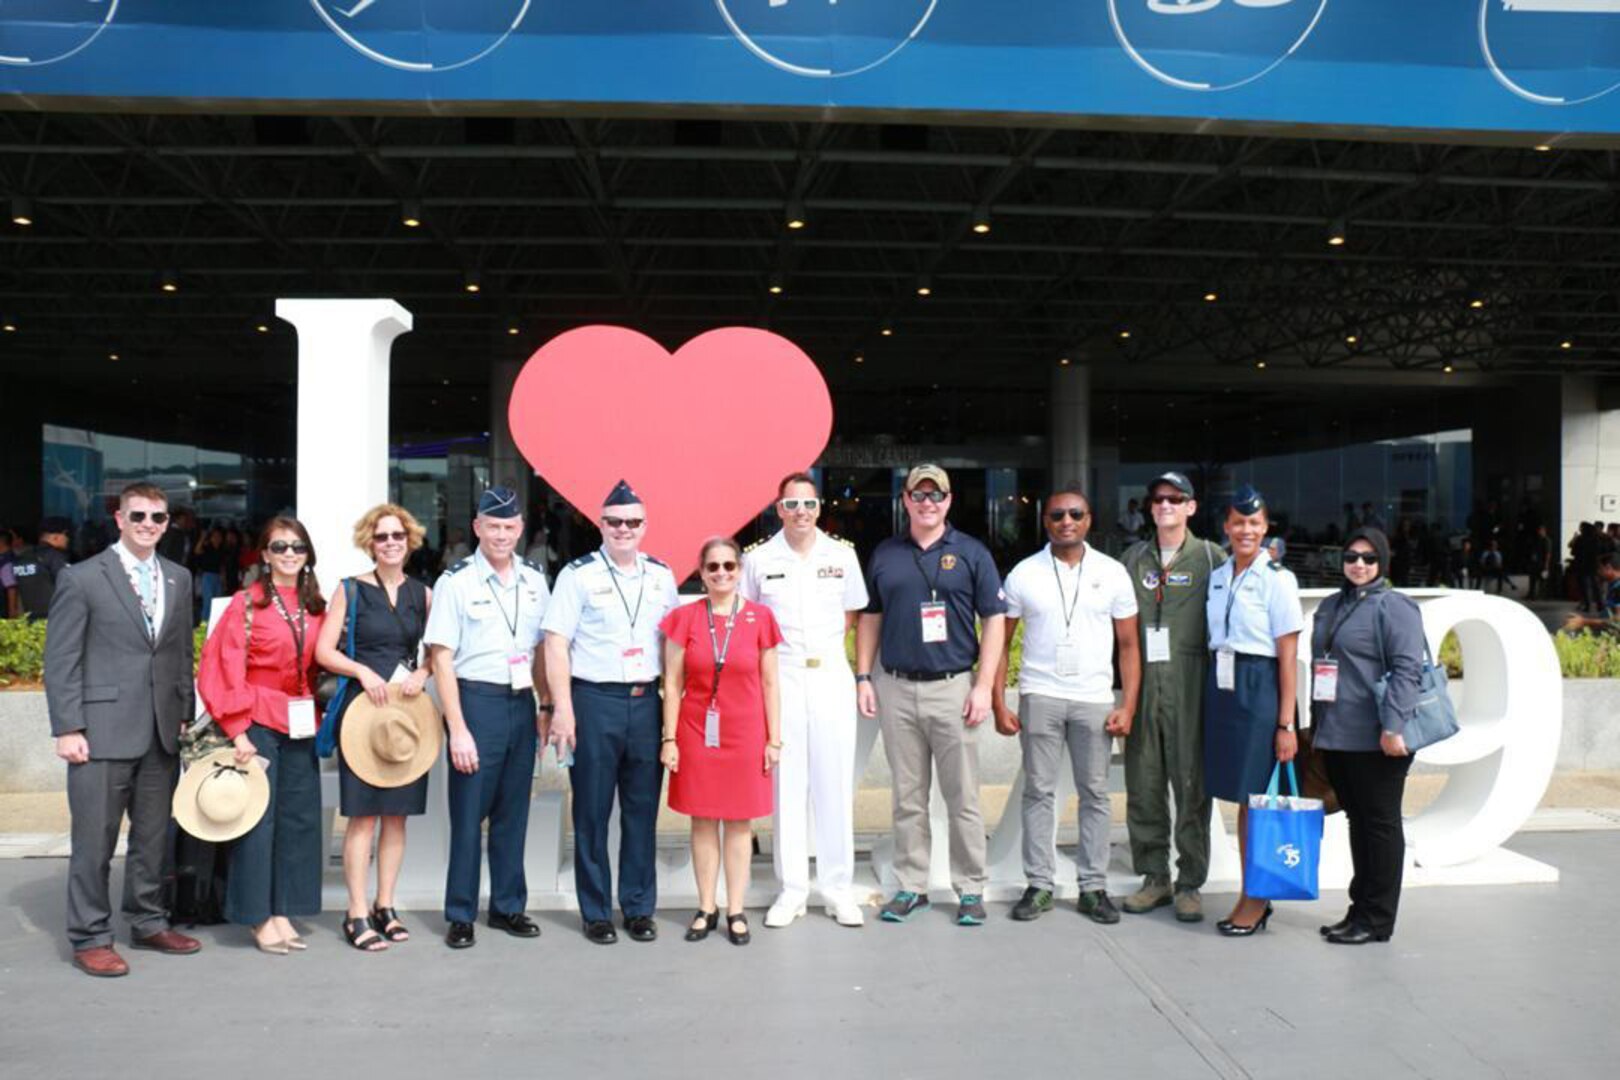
[817,566,845,579]
[939,554,958,571]
[1167,572,1191,586]
[1142,570,1161,589]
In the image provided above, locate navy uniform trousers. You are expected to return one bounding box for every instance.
[445,681,537,924]
[570,679,663,925]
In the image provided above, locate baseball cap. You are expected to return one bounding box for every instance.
[1147,471,1195,499]
[904,464,951,494]
[38,516,73,536]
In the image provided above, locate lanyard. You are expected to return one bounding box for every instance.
[705,597,741,704]
[268,588,309,693]
[484,570,521,645]
[1322,583,1385,657]
[912,543,946,602]
[1050,549,1083,637]
[1150,535,1189,631]
[1222,559,1258,640]
[605,549,646,629]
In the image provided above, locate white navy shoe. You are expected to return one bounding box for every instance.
[764,893,807,929]
[826,897,865,927]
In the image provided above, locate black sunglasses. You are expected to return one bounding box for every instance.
[907,489,948,504]
[703,560,739,574]
[266,541,310,555]
[373,530,408,543]
[1342,551,1380,565]
[1150,494,1190,506]
[1047,508,1088,523]
[125,510,170,524]
[602,516,645,530]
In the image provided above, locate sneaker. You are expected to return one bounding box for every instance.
[825,897,866,927]
[879,891,931,923]
[1121,876,1173,915]
[1173,887,1204,923]
[764,893,807,929]
[1077,890,1121,925]
[955,895,987,927]
[1010,886,1054,922]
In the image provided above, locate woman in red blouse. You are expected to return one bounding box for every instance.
[196,516,327,954]
[659,537,783,946]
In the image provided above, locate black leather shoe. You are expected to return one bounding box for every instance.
[584,920,619,945]
[1319,916,1354,938]
[624,915,658,942]
[1216,903,1273,937]
[488,911,541,938]
[445,922,476,949]
[1326,924,1391,945]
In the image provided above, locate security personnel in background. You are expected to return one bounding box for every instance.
[542,480,680,946]
[855,464,1006,928]
[1119,472,1226,924]
[740,471,869,930]
[11,517,74,620]
[423,486,551,950]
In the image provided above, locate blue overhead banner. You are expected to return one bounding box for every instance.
[4,2,1620,135]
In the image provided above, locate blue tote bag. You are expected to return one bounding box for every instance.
[1244,762,1325,901]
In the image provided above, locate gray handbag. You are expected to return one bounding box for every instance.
[1372,594,1459,753]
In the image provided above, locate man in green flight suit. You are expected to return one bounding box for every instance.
[1119,472,1226,922]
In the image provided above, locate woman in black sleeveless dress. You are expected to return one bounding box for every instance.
[315,505,434,951]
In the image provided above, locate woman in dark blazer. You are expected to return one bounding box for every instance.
[1308,526,1425,945]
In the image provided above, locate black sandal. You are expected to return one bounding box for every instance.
[726,912,750,946]
[343,916,388,952]
[684,910,719,943]
[371,905,410,943]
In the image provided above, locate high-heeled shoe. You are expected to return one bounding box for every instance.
[726,912,751,946]
[254,934,290,955]
[1216,902,1273,937]
[684,910,719,942]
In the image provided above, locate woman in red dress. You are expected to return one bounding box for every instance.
[196,517,326,954]
[660,537,783,946]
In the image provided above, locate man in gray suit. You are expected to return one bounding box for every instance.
[46,482,202,977]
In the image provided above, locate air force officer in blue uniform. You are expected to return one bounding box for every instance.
[425,486,551,949]
[543,480,680,945]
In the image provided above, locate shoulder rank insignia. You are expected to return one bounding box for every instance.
[445,557,471,576]
[567,552,597,569]
[645,554,669,569]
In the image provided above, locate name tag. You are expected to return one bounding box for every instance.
[1312,659,1339,703]
[622,646,652,682]
[704,704,721,748]
[287,696,316,739]
[588,588,613,610]
[1216,647,1236,691]
[1145,627,1171,664]
[920,601,949,644]
[467,600,491,621]
[1054,640,1082,678]
[508,653,534,691]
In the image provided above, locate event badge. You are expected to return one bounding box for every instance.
[622,646,652,682]
[1145,627,1171,664]
[1054,639,1082,678]
[1312,659,1339,703]
[287,696,316,739]
[704,704,721,749]
[1216,647,1236,691]
[508,653,534,691]
[920,601,949,644]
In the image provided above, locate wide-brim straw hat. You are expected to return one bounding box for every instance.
[340,684,444,788]
[172,747,270,842]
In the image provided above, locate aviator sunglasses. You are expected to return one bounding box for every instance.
[1342,551,1380,565]
[1150,494,1189,506]
[373,530,408,544]
[1047,508,1088,522]
[907,489,949,504]
[602,516,645,530]
[124,510,170,524]
[704,560,739,574]
[266,540,310,555]
[779,498,819,512]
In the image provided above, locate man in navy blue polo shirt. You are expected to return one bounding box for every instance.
[855,464,1006,926]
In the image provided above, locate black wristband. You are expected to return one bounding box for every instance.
[855,673,873,683]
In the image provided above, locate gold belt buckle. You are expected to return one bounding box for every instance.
[804,657,822,669]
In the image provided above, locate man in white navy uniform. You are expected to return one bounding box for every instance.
[424,486,551,950]
[543,480,681,946]
[994,486,1140,924]
[741,472,868,929]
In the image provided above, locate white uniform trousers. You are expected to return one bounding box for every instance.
[772,659,858,903]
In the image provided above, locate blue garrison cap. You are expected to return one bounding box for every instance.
[477,486,521,519]
[603,479,642,507]
[1229,484,1267,516]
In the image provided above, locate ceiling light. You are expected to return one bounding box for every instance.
[1534,143,1553,153]
[1256,360,1267,370]
[1204,292,1218,303]
[971,205,991,234]
[1118,329,1131,340]
[1561,339,1573,350]
[853,353,865,364]
[785,199,806,231]
[915,275,932,297]
[463,271,481,294]
[401,199,422,228]
[1058,356,1072,366]
[1345,334,1358,345]
[1443,363,1455,374]
[880,322,894,337]
[160,270,178,293]
[108,352,119,361]
[768,272,784,295]
[1,320,15,333]
[255,323,269,334]
[507,325,520,336]
[10,196,33,227]
[1327,218,1347,247]
[1469,299,1484,309]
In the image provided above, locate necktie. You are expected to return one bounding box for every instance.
[136,560,156,637]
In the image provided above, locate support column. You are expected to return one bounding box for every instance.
[1559,375,1620,549]
[277,298,412,595]
[1050,362,1092,494]
[489,357,529,519]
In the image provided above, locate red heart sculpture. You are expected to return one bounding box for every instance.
[508,325,834,583]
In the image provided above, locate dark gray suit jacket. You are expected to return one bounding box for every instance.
[44,546,195,759]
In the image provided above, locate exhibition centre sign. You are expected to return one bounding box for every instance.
[5,2,1620,135]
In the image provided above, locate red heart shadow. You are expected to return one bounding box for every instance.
[508,325,833,583]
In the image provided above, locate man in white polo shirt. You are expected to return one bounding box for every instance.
[993,486,1140,923]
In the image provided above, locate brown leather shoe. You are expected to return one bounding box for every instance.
[73,945,130,978]
[131,929,202,955]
